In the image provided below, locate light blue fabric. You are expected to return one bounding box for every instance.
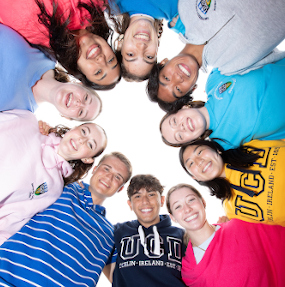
[0,24,55,112]
[0,182,117,286]
[205,57,285,150]
[113,0,185,34]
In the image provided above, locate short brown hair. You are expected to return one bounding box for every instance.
[127,174,164,199]
[98,152,132,183]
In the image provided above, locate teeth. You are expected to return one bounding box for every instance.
[100,180,109,188]
[87,47,99,59]
[187,118,194,131]
[178,64,190,77]
[141,209,152,213]
[203,162,211,173]
[134,33,150,41]
[67,94,72,107]
[185,214,198,222]
[71,140,77,150]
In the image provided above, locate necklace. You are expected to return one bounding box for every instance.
[191,225,216,252]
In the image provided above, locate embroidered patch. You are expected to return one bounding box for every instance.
[35,182,48,195]
[214,79,236,100]
[196,0,215,20]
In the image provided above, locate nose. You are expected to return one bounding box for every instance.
[96,53,106,63]
[141,195,150,204]
[78,137,87,145]
[179,121,185,131]
[184,204,192,214]
[75,98,83,107]
[136,41,147,50]
[173,72,183,83]
[195,157,203,167]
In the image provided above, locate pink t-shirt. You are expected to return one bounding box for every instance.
[0,0,104,46]
[182,219,285,286]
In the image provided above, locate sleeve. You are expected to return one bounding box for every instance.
[106,245,118,264]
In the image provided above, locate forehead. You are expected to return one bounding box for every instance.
[170,187,197,203]
[99,156,128,175]
[184,145,199,158]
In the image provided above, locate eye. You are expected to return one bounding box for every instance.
[115,175,121,181]
[164,76,170,81]
[178,133,183,141]
[176,87,182,94]
[84,94,88,101]
[134,194,140,199]
[146,55,154,60]
[79,110,83,117]
[127,53,133,57]
[104,167,110,172]
[88,142,93,149]
[174,204,181,210]
[81,128,86,135]
[108,57,114,63]
[95,70,102,76]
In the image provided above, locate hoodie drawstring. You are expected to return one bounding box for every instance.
[138,225,160,256]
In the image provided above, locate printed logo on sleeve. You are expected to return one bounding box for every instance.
[196,0,215,20]
[29,182,48,199]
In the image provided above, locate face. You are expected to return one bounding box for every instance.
[128,188,165,228]
[121,18,159,78]
[161,107,207,145]
[158,55,199,103]
[89,156,129,202]
[169,187,206,232]
[58,123,106,162]
[52,83,101,121]
[183,145,224,181]
[77,31,120,86]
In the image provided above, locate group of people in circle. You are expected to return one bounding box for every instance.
[0,0,285,286]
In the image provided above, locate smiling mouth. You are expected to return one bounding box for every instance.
[178,64,191,77]
[134,32,150,41]
[141,208,152,213]
[70,139,77,150]
[99,179,110,188]
[87,45,100,59]
[66,93,72,108]
[186,118,194,132]
[203,162,211,173]
[185,213,198,222]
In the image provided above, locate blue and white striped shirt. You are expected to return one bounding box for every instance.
[0,182,117,286]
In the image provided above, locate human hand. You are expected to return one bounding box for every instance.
[38,120,51,136]
[217,216,230,224]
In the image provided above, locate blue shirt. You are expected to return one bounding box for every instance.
[113,0,185,34]
[0,24,55,112]
[0,182,117,286]
[205,57,285,150]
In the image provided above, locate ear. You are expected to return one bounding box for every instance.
[190,84,198,93]
[159,58,169,67]
[127,199,133,211]
[92,165,98,174]
[81,158,94,164]
[116,36,124,51]
[169,213,177,223]
[202,198,206,209]
[160,195,165,207]
[117,185,125,193]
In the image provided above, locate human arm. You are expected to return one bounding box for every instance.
[38,120,51,135]
[103,262,116,283]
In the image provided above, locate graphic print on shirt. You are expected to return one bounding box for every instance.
[196,0,215,20]
[119,234,183,271]
[214,79,235,100]
[29,182,48,199]
[227,146,280,223]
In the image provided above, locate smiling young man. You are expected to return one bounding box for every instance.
[107,174,186,287]
[0,152,132,286]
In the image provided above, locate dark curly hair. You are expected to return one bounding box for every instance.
[179,139,261,200]
[127,174,164,200]
[49,124,106,185]
[35,0,121,90]
[147,63,194,112]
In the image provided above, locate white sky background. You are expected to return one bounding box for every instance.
[35,22,285,286]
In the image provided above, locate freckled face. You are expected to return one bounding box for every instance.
[161,107,207,145]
